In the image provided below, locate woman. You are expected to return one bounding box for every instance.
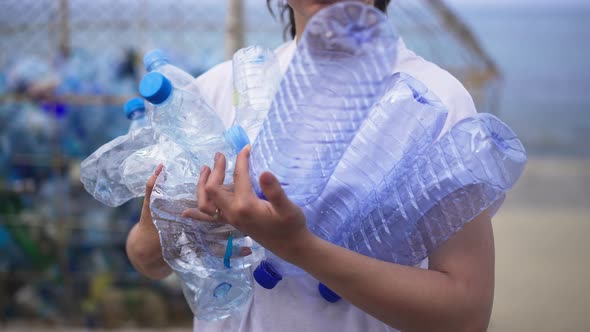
[126,1,495,331]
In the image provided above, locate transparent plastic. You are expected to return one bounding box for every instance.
[249,2,399,206]
[232,46,281,140]
[258,72,449,280]
[136,73,261,320]
[144,49,194,88]
[336,113,526,265]
[80,100,153,207]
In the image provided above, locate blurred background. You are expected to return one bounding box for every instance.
[0,0,588,331]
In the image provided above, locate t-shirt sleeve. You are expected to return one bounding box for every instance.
[399,57,478,136]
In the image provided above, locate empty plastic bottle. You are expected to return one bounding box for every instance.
[232,46,281,140]
[253,72,449,290]
[148,142,264,321]
[248,2,399,206]
[139,72,262,320]
[126,97,150,131]
[144,49,194,88]
[80,98,155,207]
[3,103,58,159]
[177,266,254,321]
[336,113,526,266]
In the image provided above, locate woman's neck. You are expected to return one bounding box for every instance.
[294,10,307,43]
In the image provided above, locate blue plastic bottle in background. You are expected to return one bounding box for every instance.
[248,2,399,206]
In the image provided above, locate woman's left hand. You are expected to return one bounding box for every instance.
[182,145,313,262]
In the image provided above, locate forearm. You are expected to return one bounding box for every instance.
[288,232,491,331]
[126,219,172,280]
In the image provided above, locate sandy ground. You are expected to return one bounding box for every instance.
[488,157,590,331]
[2,157,589,331]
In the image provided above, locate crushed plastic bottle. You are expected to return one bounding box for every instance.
[249,1,399,206]
[232,46,281,140]
[253,72,449,288]
[80,98,155,207]
[336,113,526,265]
[139,72,262,321]
[148,139,264,321]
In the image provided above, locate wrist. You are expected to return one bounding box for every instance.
[278,228,323,267]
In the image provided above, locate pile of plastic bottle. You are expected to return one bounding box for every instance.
[80,1,526,321]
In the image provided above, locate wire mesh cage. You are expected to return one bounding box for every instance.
[0,0,500,327]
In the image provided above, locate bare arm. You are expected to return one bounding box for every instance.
[289,210,495,332]
[125,164,172,280]
[188,149,495,331]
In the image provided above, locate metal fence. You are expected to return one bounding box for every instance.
[0,0,501,327]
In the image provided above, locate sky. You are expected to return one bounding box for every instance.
[445,0,590,8]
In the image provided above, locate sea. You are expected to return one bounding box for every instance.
[452,5,590,157]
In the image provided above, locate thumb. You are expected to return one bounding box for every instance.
[259,172,295,214]
[143,164,163,211]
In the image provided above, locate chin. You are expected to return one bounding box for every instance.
[289,0,346,18]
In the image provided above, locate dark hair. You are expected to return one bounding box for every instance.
[267,1,392,40]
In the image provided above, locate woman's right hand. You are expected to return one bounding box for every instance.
[126,164,172,280]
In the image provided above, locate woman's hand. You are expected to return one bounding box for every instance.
[126,164,172,280]
[182,146,314,262]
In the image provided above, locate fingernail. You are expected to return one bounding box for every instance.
[215,152,221,161]
[244,144,251,153]
[201,165,207,174]
[155,164,163,175]
[260,172,275,186]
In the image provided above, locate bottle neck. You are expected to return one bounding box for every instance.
[146,59,169,72]
[129,110,146,121]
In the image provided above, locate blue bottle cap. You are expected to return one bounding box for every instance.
[143,49,170,71]
[318,283,341,303]
[223,125,250,154]
[124,97,145,119]
[140,72,172,105]
[253,260,283,289]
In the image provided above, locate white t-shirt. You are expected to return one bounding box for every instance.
[192,39,477,332]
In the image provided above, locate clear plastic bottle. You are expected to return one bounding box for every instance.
[248,2,399,206]
[139,72,234,164]
[337,113,526,266]
[126,97,150,131]
[143,49,194,88]
[232,46,281,140]
[139,72,261,320]
[253,72,449,290]
[80,98,154,207]
[307,73,449,241]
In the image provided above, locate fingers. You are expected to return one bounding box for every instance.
[143,164,163,213]
[259,171,295,214]
[208,152,227,187]
[233,144,254,197]
[205,152,235,213]
[181,208,217,223]
[197,165,215,214]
